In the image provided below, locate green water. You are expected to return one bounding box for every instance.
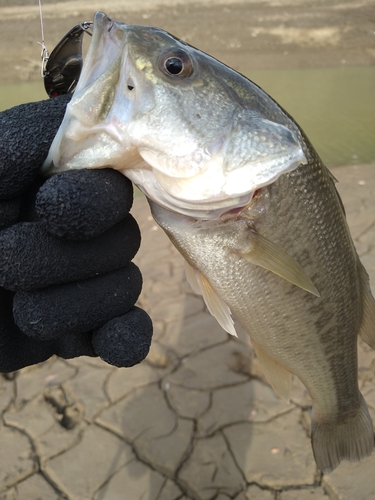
[1,66,374,167]
[0,81,47,110]
[245,66,375,167]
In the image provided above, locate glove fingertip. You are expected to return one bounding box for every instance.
[92,307,153,367]
[36,169,134,240]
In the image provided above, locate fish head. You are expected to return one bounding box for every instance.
[42,12,307,219]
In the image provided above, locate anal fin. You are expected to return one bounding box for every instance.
[185,262,237,337]
[238,230,320,297]
[252,342,291,403]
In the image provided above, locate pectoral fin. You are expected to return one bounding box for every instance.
[239,230,320,297]
[185,262,237,337]
[252,342,292,403]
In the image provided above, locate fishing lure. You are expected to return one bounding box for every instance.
[38,0,92,97]
[42,22,92,97]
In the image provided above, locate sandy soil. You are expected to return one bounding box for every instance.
[0,0,374,85]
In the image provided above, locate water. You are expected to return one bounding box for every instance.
[1,66,374,167]
[245,66,375,167]
[0,81,47,111]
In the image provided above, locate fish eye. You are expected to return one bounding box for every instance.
[165,58,183,75]
[159,50,193,78]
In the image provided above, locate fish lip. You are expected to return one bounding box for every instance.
[42,12,138,176]
[93,12,122,37]
[74,12,129,97]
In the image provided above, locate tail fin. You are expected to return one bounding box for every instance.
[311,395,374,474]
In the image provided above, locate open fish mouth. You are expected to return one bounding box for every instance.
[42,11,307,219]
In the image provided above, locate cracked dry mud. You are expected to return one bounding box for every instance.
[0,164,374,500]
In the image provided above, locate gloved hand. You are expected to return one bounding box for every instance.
[0,96,152,372]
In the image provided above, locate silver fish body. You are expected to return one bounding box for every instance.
[42,12,375,473]
[150,163,375,475]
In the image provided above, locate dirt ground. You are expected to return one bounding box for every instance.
[0,0,374,85]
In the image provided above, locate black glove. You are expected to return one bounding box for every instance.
[0,96,152,372]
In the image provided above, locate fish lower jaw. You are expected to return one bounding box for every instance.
[125,168,253,219]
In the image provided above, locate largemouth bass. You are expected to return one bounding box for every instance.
[42,12,375,473]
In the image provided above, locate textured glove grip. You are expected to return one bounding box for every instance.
[0,216,140,291]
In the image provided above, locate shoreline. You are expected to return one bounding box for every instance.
[0,0,374,85]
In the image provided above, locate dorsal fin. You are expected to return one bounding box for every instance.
[185,262,237,337]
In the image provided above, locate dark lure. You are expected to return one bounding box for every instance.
[41,22,92,97]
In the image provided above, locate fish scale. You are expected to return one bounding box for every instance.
[42,11,375,473]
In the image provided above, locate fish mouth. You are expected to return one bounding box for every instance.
[42,12,307,219]
[42,12,142,174]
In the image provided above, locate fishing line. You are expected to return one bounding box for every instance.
[38,0,49,77]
